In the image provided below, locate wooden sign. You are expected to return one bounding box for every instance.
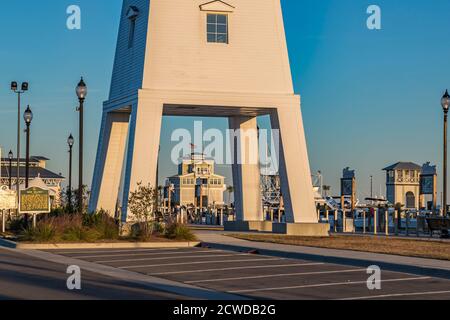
[0,186,17,210]
[19,187,50,214]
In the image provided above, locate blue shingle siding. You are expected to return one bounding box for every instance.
[109,0,150,100]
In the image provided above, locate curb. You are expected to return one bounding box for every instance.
[0,238,17,249]
[0,238,201,250]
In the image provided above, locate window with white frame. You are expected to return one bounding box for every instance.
[207,14,228,43]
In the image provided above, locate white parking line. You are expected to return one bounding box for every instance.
[51,248,182,255]
[340,290,450,300]
[76,249,225,259]
[149,263,325,276]
[229,277,431,294]
[119,258,283,269]
[185,268,366,284]
[97,253,251,264]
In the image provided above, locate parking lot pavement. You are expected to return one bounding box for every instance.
[49,247,450,300]
[0,248,186,300]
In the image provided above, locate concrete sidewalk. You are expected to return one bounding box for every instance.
[195,231,450,280]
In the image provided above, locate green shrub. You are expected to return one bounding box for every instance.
[16,212,119,243]
[49,208,66,217]
[85,211,119,240]
[83,211,103,227]
[96,220,119,240]
[62,226,101,242]
[20,221,56,242]
[9,218,26,233]
[52,214,82,234]
[153,222,165,234]
[129,222,154,241]
[165,223,197,241]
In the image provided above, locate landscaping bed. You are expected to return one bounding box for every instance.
[1,211,197,245]
[227,234,450,261]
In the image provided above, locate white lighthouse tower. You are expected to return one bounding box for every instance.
[89,0,327,236]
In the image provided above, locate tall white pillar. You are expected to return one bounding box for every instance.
[271,103,318,224]
[229,116,263,222]
[89,112,130,215]
[120,98,163,222]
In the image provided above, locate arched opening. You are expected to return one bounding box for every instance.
[406,192,416,209]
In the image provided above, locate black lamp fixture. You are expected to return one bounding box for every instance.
[76,77,87,101]
[23,105,33,124]
[23,105,33,188]
[68,134,74,147]
[21,82,29,92]
[442,90,450,113]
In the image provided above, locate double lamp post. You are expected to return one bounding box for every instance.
[10,82,28,199]
[9,82,32,193]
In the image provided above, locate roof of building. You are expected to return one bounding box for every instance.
[168,173,225,179]
[0,166,64,180]
[0,156,49,163]
[29,156,50,161]
[382,162,422,171]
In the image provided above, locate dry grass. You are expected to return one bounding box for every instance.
[228,234,450,261]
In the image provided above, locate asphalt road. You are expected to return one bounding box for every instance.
[46,246,450,300]
[0,248,186,300]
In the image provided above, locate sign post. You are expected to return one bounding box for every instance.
[0,186,18,233]
[19,187,51,227]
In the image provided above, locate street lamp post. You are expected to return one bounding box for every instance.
[370,175,373,199]
[23,106,33,189]
[67,134,74,212]
[76,78,87,214]
[442,90,450,216]
[8,151,13,189]
[11,81,28,201]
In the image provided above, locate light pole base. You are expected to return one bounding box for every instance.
[224,221,273,232]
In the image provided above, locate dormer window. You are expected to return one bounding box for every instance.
[126,6,139,48]
[207,14,228,44]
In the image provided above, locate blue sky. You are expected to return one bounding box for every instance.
[1,0,450,201]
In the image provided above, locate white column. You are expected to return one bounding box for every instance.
[120,98,163,222]
[89,112,130,215]
[228,116,263,222]
[90,112,130,215]
[271,102,317,224]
